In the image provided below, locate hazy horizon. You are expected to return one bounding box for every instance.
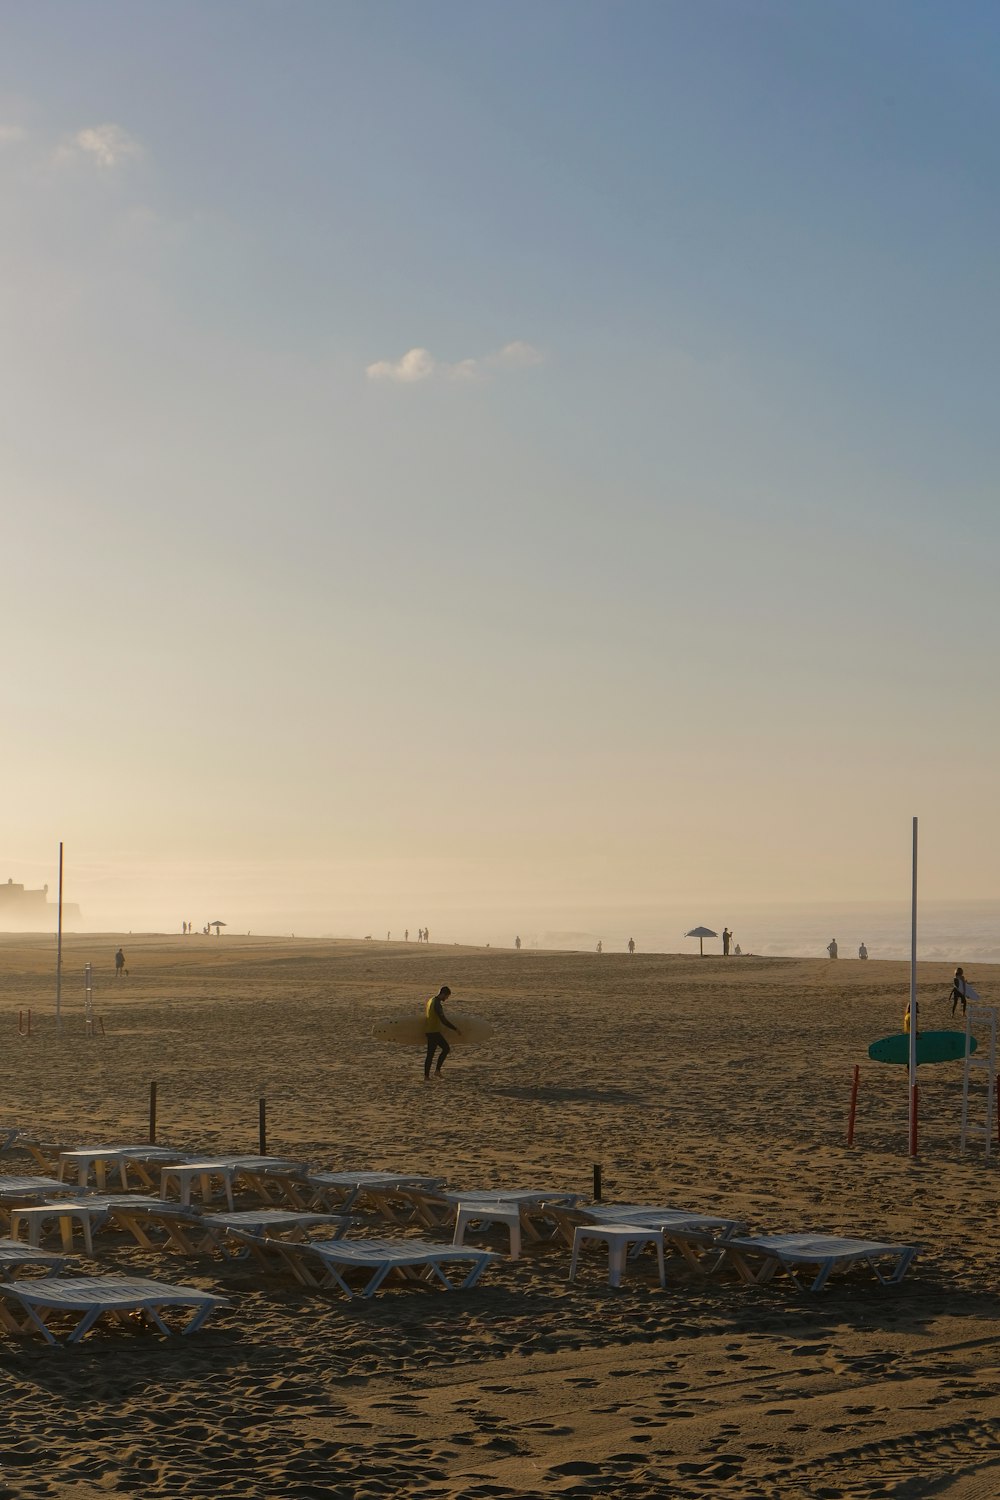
[2,857,997,963]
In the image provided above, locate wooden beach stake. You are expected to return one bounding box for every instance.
[847,1064,860,1146]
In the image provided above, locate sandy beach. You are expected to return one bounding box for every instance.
[1,934,999,1499]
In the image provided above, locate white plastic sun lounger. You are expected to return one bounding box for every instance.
[0,1239,71,1276]
[303,1173,445,1213]
[546,1203,745,1271]
[0,1177,80,1204]
[235,1233,497,1298]
[205,1157,312,1205]
[717,1234,919,1292]
[205,1209,355,1257]
[0,1275,228,1343]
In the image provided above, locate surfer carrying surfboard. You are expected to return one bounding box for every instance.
[950,967,970,1019]
[424,986,461,1079]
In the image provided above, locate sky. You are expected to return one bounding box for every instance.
[3,1,1000,937]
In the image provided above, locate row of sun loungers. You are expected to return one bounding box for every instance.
[0,1127,921,1343]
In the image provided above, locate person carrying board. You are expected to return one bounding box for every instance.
[950,967,970,1019]
[424,986,460,1079]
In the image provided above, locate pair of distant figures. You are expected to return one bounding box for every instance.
[827,941,869,960]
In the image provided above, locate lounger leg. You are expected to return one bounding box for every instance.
[655,1237,666,1289]
[453,1209,470,1246]
[23,1304,60,1344]
[460,1258,490,1289]
[568,1233,581,1282]
[182,1304,216,1334]
[810,1262,833,1292]
[66,1307,103,1344]
[143,1305,174,1336]
[59,1215,74,1255]
[508,1221,522,1260]
[321,1265,354,1297]
[0,1301,23,1335]
[361,1265,392,1297]
[116,1215,156,1250]
[608,1242,627,1288]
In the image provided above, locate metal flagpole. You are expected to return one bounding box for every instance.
[56,841,64,1032]
[908,817,918,1155]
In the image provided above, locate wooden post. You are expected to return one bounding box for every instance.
[258,1097,267,1156]
[847,1064,860,1146]
[149,1081,157,1144]
[592,1163,602,1201]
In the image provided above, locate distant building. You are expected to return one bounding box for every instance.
[0,878,81,928]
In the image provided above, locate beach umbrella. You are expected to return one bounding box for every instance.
[685,926,717,957]
[209,920,227,935]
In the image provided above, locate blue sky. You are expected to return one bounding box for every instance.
[3,2,999,931]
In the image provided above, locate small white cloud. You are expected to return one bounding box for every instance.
[0,124,27,146]
[489,340,545,368]
[366,347,436,383]
[448,358,481,382]
[366,340,545,386]
[57,122,143,169]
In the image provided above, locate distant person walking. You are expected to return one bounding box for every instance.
[858,942,868,960]
[596,940,602,954]
[628,937,635,955]
[114,947,127,979]
[951,967,970,1019]
[424,985,460,1078]
[405,929,409,942]
[827,939,838,960]
[515,935,521,950]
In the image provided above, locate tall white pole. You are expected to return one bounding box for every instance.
[55,840,64,1031]
[908,817,918,1155]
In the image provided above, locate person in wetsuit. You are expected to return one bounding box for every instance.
[424,985,460,1078]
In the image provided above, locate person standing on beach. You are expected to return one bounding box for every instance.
[827,939,838,959]
[424,986,460,1078]
[859,942,868,959]
[628,937,635,954]
[515,935,521,950]
[114,947,126,979]
[951,967,969,1019]
[722,928,732,956]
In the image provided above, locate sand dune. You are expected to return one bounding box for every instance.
[0,934,998,1498]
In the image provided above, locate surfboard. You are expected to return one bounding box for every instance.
[964,983,982,1003]
[868,1030,976,1066]
[372,1012,494,1048]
